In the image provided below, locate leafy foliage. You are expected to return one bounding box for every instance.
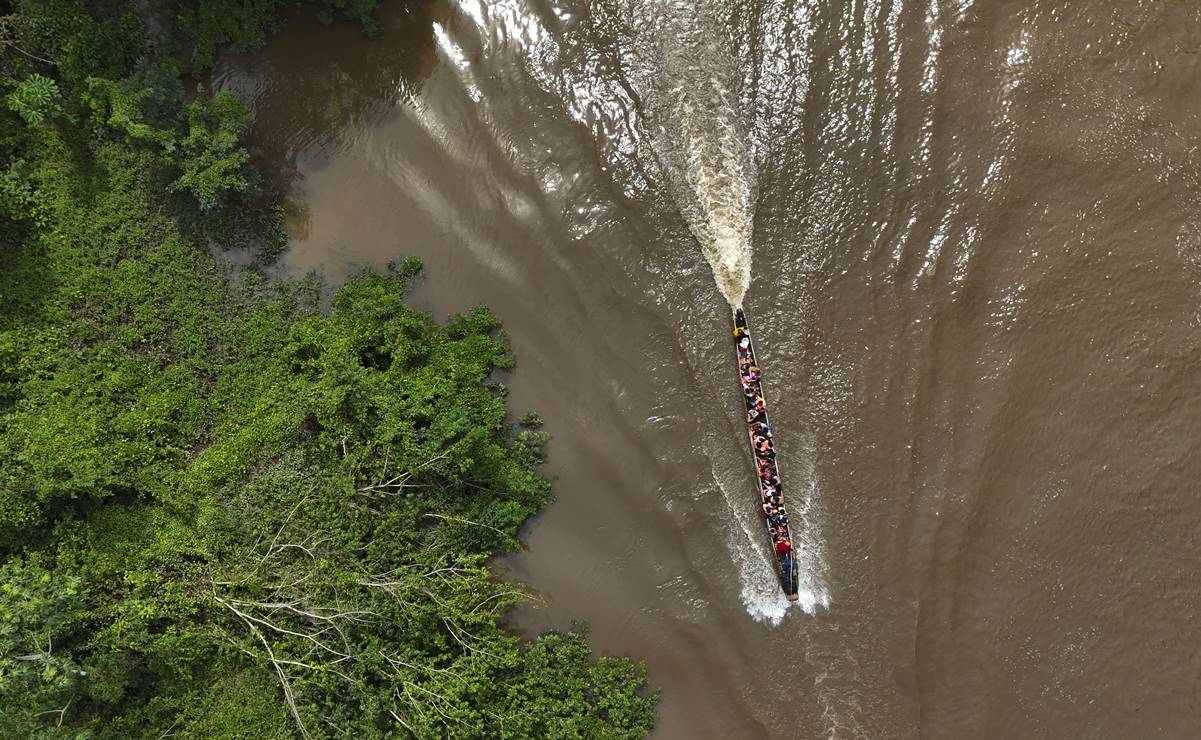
[175,0,385,72]
[84,65,185,148]
[5,74,63,128]
[175,91,252,210]
[0,0,656,737]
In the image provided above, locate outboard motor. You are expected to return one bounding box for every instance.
[779,553,798,595]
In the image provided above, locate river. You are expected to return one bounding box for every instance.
[214,1,1201,737]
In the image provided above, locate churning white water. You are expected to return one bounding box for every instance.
[674,81,756,308]
[641,12,758,309]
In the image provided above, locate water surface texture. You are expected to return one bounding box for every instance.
[216,1,1201,736]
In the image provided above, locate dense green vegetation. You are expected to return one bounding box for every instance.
[0,1,656,736]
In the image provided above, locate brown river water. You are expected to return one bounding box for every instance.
[215,1,1201,736]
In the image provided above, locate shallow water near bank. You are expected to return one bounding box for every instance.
[217,1,1201,736]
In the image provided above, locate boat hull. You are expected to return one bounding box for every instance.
[733,308,799,599]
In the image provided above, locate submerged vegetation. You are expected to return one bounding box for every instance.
[0,1,655,736]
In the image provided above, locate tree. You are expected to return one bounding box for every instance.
[174,91,252,211]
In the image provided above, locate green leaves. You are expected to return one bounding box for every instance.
[175,0,288,73]
[84,66,184,149]
[499,630,657,740]
[5,74,64,128]
[0,160,41,225]
[83,69,256,212]
[0,556,85,721]
[174,92,252,212]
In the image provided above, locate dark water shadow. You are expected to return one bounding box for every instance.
[210,2,444,234]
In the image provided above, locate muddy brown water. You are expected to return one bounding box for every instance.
[215,1,1201,736]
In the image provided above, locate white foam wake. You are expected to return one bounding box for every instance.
[706,437,831,625]
[674,80,756,308]
[611,0,758,309]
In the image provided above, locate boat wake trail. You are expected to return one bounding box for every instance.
[710,463,831,624]
[445,0,829,619]
[671,76,756,309]
[629,5,756,309]
[631,4,830,618]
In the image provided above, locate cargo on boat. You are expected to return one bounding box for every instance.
[733,308,800,601]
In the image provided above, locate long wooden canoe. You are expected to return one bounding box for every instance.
[733,308,800,601]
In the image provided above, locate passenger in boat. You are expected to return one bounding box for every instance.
[762,502,777,518]
[738,334,751,351]
[775,539,792,555]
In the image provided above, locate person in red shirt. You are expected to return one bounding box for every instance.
[775,539,792,555]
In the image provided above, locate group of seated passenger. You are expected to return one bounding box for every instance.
[735,323,792,557]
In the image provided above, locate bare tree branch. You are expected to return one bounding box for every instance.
[356,451,451,494]
[213,596,311,739]
[34,699,70,728]
[423,512,511,539]
[213,595,350,663]
[0,38,55,65]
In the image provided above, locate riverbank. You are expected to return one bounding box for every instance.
[0,2,654,736]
